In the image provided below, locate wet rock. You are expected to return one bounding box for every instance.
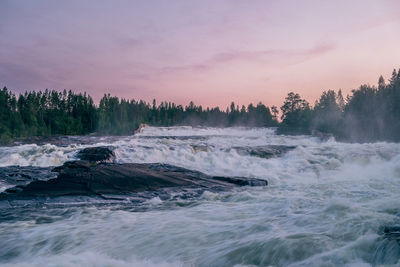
[138,135,207,141]
[134,123,148,134]
[191,145,212,153]
[0,161,267,201]
[383,226,400,241]
[231,145,296,159]
[312,130,334,141]
[212,176,267,186]
[373,226,400,265]
[0,166,56,188]
[76,146,115,162]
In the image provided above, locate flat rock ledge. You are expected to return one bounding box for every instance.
[0,159,267,203]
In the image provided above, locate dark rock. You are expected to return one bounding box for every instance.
[0,166,56,188]
[383,226,400,241]
[231,145,296,159]
[212,176,267,186]
[76,146,115,162]
[0,161,267,202]
[52,160,93,172]
[373,226,400,264]
[312,130,334,141]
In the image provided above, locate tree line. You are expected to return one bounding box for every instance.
[1,68,399,143]
[0,89,277,143]
[278,68,400,142]
[0,89,97,143]
[96,94,278,135]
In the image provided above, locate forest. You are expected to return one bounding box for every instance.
[0,88,277,143]
[0,68,399,144]
[278,68,400,142]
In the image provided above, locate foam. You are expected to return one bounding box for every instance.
[1,127,400,265]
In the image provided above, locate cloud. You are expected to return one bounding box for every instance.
[212,43,335,64]
[155,42,336,75]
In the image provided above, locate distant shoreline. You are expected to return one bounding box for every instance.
[1,68,400,144]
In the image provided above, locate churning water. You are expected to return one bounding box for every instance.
[1,127,400,266]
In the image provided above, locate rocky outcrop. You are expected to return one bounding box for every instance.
[0,160,267,202]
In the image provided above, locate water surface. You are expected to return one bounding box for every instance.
[1,127,400,266]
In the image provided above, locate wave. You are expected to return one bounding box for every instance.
[1,127,400,265]
[0,127,399,183]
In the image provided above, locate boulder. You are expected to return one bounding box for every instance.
[76,146,115,162]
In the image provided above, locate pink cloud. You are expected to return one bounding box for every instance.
[154,42,336,75]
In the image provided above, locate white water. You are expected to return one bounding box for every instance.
[1,127,400,266]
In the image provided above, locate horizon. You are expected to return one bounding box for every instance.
[1,0,400,108]
[1,69,396,110]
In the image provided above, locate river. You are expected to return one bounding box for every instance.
[0,127,400,266]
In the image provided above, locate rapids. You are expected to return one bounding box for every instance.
[1,126,400,266]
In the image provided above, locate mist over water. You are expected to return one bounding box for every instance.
[1,127,400,266]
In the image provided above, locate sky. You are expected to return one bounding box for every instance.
[1,0,400,108]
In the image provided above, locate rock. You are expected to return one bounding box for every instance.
[212,176,268,186]
[191,145,212,153]
[383,226,400,241]
[373,226,400,264]
[312,130,334,141]
[0,161,267,202]
[138,135,207,141]
[0,166,56,188]
[231,145,296,159]
[134,123,148,134]
[76,146,115,162]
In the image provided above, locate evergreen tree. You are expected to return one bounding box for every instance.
[278,92,312,135]
[2,68,399,144]
[312,90,343,136]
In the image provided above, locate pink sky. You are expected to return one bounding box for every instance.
[1,0,400,108]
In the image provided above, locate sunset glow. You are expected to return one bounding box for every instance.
[1,0,399,107]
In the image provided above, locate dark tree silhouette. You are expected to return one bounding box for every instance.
[278,92,312,135]
[1,68,400,144]
[277,68,400,142]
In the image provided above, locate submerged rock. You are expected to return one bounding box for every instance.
[191,145,212,153]
[231,145,296,159]
[373,226,400,265]
[312,130,334,141]
[0,160,267,202]
[383,226,400,241]
[76,146,115,162]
